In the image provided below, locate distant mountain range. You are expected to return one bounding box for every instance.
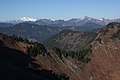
[0,16,120,41]
[0,23,59,41]
[0,22,102,41]
[4,16,120,26]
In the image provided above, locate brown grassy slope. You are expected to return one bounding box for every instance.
[0,34,30,52]
[34,50,90,80]
[0,45,45,80]
[0,34,70,80]
[0,33,87,80]
[84,22,120,80]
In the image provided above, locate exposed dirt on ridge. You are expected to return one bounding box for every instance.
[84,22,120,80]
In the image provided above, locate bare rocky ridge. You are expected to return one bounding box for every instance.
[84,22,120,80]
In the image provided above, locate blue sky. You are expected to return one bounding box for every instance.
[0,0,120,21]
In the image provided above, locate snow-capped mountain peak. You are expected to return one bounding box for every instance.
[3,16,120,26]
[18,17,37,22]
[84,16,93,21]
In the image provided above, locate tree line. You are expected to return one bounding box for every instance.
[52,47,91,63]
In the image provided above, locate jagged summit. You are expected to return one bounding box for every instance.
[18,17,37,22]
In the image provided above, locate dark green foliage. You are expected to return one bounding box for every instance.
[71,49,90,62]
[9,34,30,43]
[99,28,109,35]
[53,47,72,59]
[0,41,3,45]
[18,37,24,41]
[27,46,36,57]
[28,62,40,70]
[112,29,120,39]
[68,51,74,58]
[23,38,29,43]
[82,57,91,63]
[27,42,47,57]
[52,47,63,59]
[52,47,91,63]
[11,34,19,40]
[57,73,69,80]
[76,50,90,62]
[34,42,47,56]
[107,22,119,27]
[43,29,97,52]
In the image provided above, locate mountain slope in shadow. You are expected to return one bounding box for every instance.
[0,42,69,80]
